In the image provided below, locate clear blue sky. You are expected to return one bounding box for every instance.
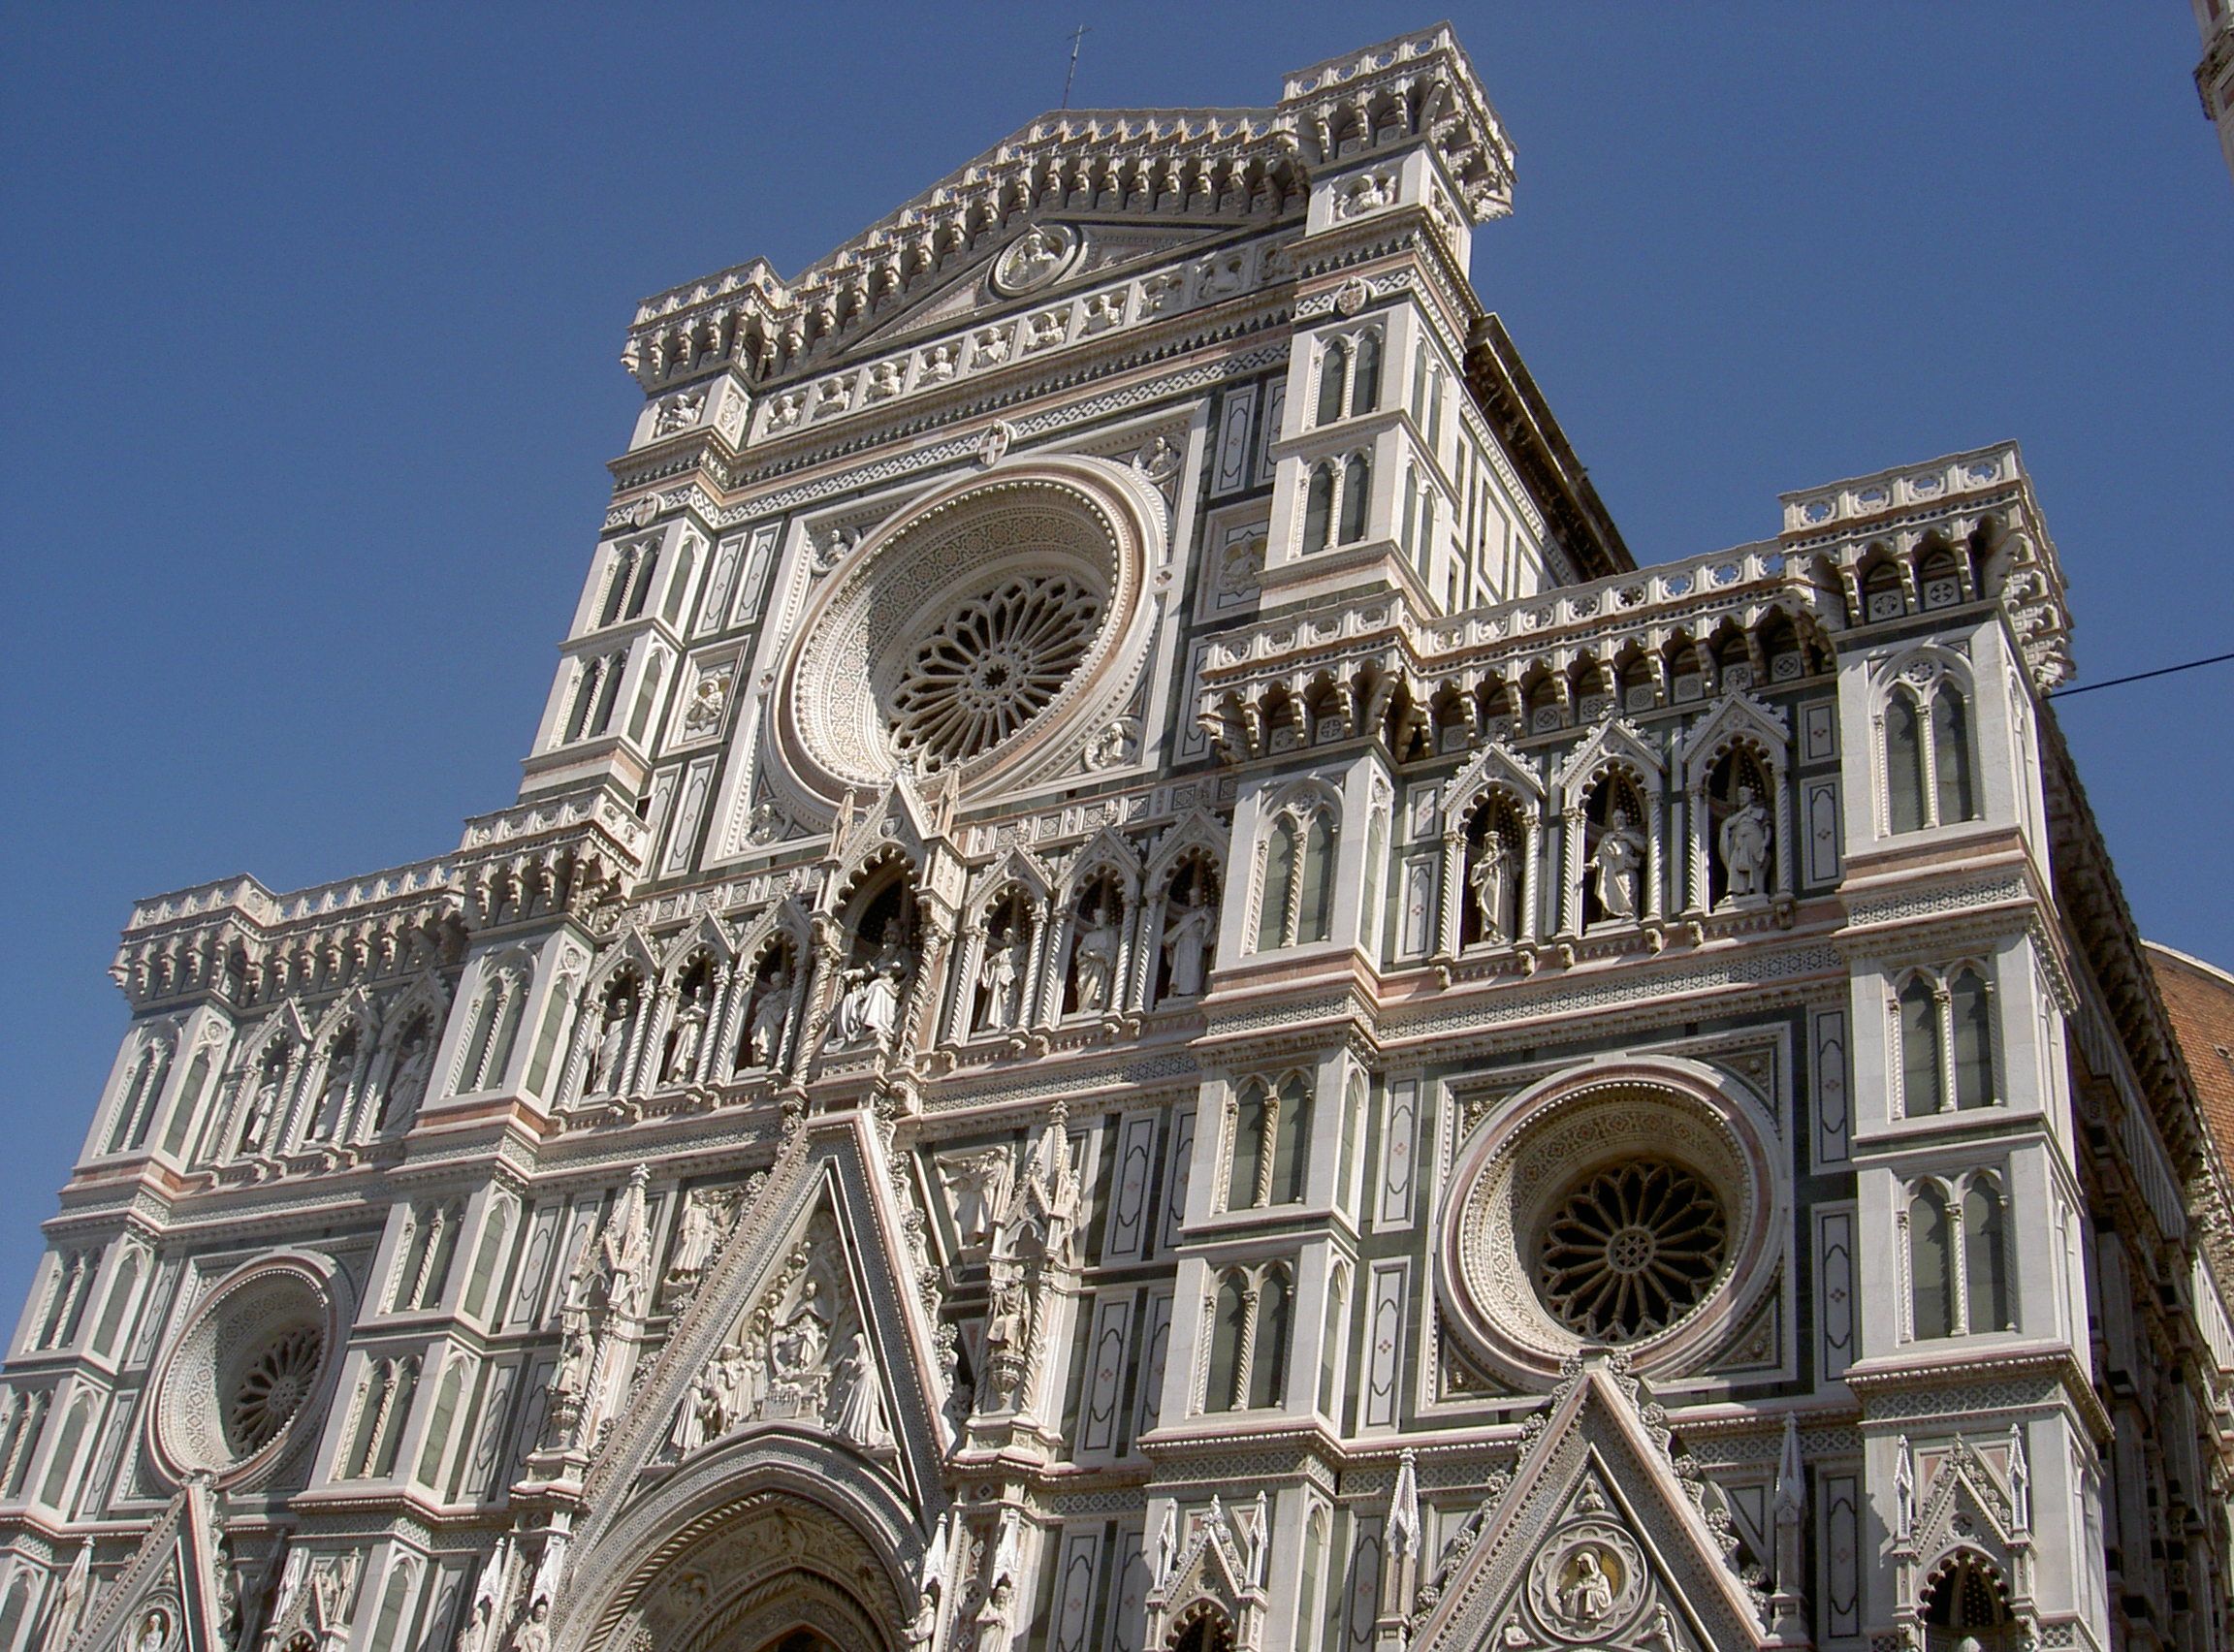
[2,5,2228,1309]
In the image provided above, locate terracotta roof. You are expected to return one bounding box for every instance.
[2145,941,2234,1169]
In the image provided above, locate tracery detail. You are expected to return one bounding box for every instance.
[1537,1161,1727,1342]
[889,574,1103,768]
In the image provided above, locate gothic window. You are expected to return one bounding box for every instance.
[887,573,1103,768]
[1896,965,1997,1118]
[1202,1263,1293,1413]
[1315,337,1349,426]
[625,650,666,745]
[660,539,696,626]
[36,1253,94,1350]
[1269,1075,1312,1204]
[1167,1607,1237,1652]
[1,1393,45,1498]
[462,1199,516,1322]
[1226,1082,1270,1212]
[342,1359,390,1478]
[37,1394,90,1509]
[1963,1178,2012,1333]
[1312,329,1383,426]
[563,649,628,744]
[1248,1266,1292,1409]
[1920,1553,2014,1639]
[107,1036,172,1155]
[372,1355,420,1477]
[1883,671,1977,834]
[392,1201,463,1314]
[1303,463,1334,554]
[1951,968,1995,1108]
[1255,800,1337,951]
[1318,1265,1348,1417]
[413,1355,468,1489]
[1339,454,1371,543]
[371,1560,418,1649]
[1899,975,1946,1116]
[88,1248,141,1360]
[0,1572,27,1652]
[158,1049,210,1160]
[619,540,663,622]
[1908,1184,1956,1340]
[1205,1271,1248,1414]
[456,961,529,1096]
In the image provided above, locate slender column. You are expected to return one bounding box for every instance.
[1558,807,1583,937]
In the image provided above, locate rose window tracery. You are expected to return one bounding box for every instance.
[888,574,1102,767]
[224,1323,324,1457]
[1536,1160,1727,1342]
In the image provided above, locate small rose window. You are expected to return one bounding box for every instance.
[1536,1160,1727,1342]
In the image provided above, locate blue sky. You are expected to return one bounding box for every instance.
[2,4,2228,1309]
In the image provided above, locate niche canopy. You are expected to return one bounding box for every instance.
[778,455,1165,804]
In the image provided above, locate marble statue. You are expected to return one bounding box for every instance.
[1718,780,1771,900]
[1069,902,1120,1013]
[1586,806,1645,921]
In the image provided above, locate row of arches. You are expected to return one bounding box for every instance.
[1202,603,1836,764]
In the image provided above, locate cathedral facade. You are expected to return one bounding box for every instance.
[7,27,2233,1652]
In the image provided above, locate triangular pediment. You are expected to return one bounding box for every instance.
[60,1480,227,1652]
[571,1112,951,1556]
[1447,739,1545,820]
[1675,690,1789,776]
[1412,1360,1774,1652]
[1553,714,1663,802]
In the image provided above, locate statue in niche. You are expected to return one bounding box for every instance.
[829,1339,889,1449]
[1586,804,1645,922]
[551,1307,596,1420]
[1468,827,1515,944]
[975,1574,1018,1652]
[508,1597,551,1652]
[670,1357,719,1456]
[1069,901,1120,1014]
[381,1024,432,1130]
[1718,779,1771,902]
[978,924,1030,1031]
[310,1050,351,1141]
[920,342,958,381]
[743,963,794,1068]
[665,995,707,1085]
[832,920,912,1048]
[134,1605,171,1652]
[239,1051,285,1154]
[1163,898,1215,998]
[587,995,632,1095]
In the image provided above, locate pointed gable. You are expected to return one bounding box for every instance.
[63,1479,231,1652]
[1412,1357,1773,1652]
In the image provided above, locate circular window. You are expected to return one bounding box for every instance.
[777,457,1165,803]
[225,1322,324,1457]
[1439,1059,1783,1388]
[149,1253,344,1489]
[1537,1160,1727,1341]
[889,572,1103,768]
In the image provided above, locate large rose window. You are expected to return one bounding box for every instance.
[776,457,1165,803]
[149,1253,344,1489]
[1439,1059,1784,1387]
[1537,1160,1727,1341]
[889,573,1102,768]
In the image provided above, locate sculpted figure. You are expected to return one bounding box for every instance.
[833,921,911,1047]
[974,1576,1016,1652]
[830,1341,889,1448]
[588,997,631,1095]
[239,1054,284,1153]
[978,927,1029,1031]
[1586,806,1645,922]
[666,997,707,1084]
[383,1029,432,1128]
[1069,903,1120,1014]
[743,964,794,1068]
[509,1598,551,1652]
[1557,1547,1614,1624]
[1163,899,1215,998]
[664,1189,721,1291]
[1718,780,1771,900]
[1469,829,1514,942]
[136,1606,171,1652]
[771,1279,832,1379]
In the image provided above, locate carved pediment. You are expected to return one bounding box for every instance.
[58,1480,228,1652]
[1411,1358,1776,1652]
